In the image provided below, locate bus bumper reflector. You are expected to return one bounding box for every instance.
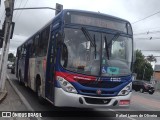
[119,100,130,105]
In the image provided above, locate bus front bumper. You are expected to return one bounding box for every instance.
[54,88,131,108]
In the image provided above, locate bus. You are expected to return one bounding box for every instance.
[15,9,134,108]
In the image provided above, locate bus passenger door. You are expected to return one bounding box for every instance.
[46,30,59,102]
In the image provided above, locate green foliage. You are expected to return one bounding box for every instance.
[146,54,157,63]
[133,50,153,81]
[8,53,15,62]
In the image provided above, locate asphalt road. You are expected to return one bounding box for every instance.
[7,69,160,120]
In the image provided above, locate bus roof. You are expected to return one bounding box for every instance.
[17,9,131,49]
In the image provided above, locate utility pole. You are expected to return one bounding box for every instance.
[0,0,14,91]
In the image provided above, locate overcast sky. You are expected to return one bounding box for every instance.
[0,0,160,64]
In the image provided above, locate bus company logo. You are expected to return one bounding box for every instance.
[96,89,102,95]
[103,100,109,104]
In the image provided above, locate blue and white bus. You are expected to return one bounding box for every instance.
[16,9,134,108]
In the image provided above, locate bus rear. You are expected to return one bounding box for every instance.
[52,10,133,108]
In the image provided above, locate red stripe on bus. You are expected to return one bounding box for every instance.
[55,71,96,82]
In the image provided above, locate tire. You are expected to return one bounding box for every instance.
[140,88,144,93]
[36,80,45,104]
[149,91,154,95]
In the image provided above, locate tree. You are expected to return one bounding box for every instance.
[146,54,157,63]
[133,50,153,81]
[143,62,153,81]
[8,53,15,62]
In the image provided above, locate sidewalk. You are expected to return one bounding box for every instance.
[0,79,30,120]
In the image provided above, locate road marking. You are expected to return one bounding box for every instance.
[108,109,137,120]
[7,75,42,120]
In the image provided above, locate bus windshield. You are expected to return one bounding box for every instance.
[60,28,132,76]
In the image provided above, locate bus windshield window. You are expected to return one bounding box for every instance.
[61,28,132,76]
[102,34,132,76]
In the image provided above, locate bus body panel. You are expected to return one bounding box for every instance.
[18,55,25,82]
[28,58,36,91]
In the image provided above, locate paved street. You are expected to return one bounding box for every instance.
[6,69,160,120]
[0,75,30,120]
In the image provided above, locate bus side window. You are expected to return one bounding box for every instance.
[33,38,36,57]
[23,44,27,56]
[21,45,24,57]
[34,34,40,56]
[29,39,34,58]
[39,26,50,56]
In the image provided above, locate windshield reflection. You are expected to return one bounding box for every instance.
[60,28,132,76]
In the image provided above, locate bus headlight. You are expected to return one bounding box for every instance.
[118,83,132,96]
[57,76,78,94]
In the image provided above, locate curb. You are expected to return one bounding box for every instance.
[0,90,7,104]
[6,76,34,111]
[7,76,42,120]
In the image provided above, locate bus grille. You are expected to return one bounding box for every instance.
[79,81,122,88]
[84,97,111,104]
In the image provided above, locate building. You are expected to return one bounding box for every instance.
[152,65,160,90]
[153,65,160,81]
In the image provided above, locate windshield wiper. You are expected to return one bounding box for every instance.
[107,32,120,46]
[81,27,97,59]
[104,36,109,60]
